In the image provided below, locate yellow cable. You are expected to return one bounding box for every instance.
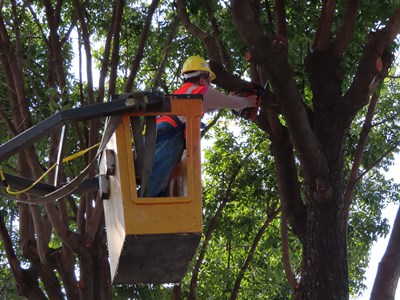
[62,142,100,163]
[1,142,101,196]
[0,167,5,182]
[5,164,57,195]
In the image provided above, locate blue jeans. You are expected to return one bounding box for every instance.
[145,122,185,197]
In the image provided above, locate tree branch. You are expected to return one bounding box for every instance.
[0,212,25,289]
[201,111,222,138]
[27,4,50,48]
[176,0,249,91]
[229,207,280,300]
[0,13,32,132]
[43,0,67,90]
[281,213,298,293]
[274,0,287,38]
[72,0,101,167]
[108,0,124,96]
[189,163,242,300]
[29,205,49,265]
[356,141,400,182]
[176,0,208,41]
[96,0,119,101]
[73,0,94,105]
[45,201,83,252]
[313,0,336,50]
[269,113,307,242]
[331,0,360,57]
[85,194,104,245]
[343,90,379,220]
[371,204,400,299]
[232,3,328,185]
[342,7,400,120]
[0,105,18,136]
[231,0,263,46]
[152,15,179,91]
[205,1,231,70]
[125,0,160,92]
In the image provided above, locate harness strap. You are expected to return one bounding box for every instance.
[156,115,179,127]
[155,116,186,145]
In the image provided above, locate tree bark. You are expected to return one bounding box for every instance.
[296,190,349,299]
[371,205,400,300]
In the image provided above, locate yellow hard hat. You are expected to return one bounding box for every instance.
[181,55,216,81]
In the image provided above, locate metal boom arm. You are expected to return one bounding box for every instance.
[0,92,169,163]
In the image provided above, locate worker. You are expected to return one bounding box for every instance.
[145,55,258,197]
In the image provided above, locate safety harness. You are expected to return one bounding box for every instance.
[155,115,186,144]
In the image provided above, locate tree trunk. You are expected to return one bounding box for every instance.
[296,180,348,299]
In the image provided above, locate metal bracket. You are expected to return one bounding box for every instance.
[105,149,116,176]
[97,174,110,200]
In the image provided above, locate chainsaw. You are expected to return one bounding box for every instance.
[232,82,263,121]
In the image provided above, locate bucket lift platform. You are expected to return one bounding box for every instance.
[99,94,203,284]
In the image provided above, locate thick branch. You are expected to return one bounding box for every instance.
[176,0,208,41]
[73,0,94,105]
[342,7,400,119]
[73,0,100,165]
[274,0,287,38]
[231,0,263,46]
[313,0,336,50]
[43,0,67,90]
[0,13,31,131]
[49,247,78,299]
[109,0,124,96]
[205,1,231,70]
[231,2,327,183]
[371,205,400,299]
[0,50,21,133]
[271,121,307,242]
[331,0,360,57]
[175,0,220,64]
[30,205,49,265]
[0,212,25,288]
[85,194,104,245]
[46,202,83,252]
[1,211,48,299]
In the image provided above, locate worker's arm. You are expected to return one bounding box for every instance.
[202,87,258,112]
